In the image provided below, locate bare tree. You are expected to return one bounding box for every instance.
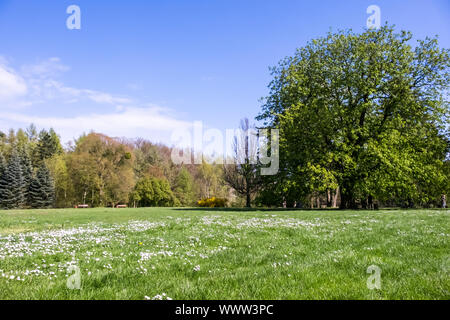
[223,118,261,208]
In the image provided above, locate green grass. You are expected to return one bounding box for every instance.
[0,207,448,300]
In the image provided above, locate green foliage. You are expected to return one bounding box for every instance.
[0,152,5,178]
[0,127,233,209]
[0,151,25,209]
[67,133,134,207]
[29,164,55,208]
[173,167,195,206]
[258,26,450,208]
[133,140,166,180]
[195,161,229,199]
[255,175,301,208]
[0,125,235,209]
[33,128,63,166]
[46,154,74,208]
[18,149,33,207]
[133,177,177,207]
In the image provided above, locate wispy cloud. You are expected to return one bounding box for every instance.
[0,106,192,144]
[200,75,218,82]
[0,62,27,102]
[1,57,132,107]
[0,57,192,144]
[38,80,133,105]
[21,57,70,79]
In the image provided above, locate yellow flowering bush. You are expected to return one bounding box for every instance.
[197,197,227,208]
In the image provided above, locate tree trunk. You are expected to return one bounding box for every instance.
[332,187,339,208]
[246,191,251,208]
[327,189,332,207]
[339,183,357,209]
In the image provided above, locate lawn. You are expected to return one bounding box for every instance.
[0,208,448,300]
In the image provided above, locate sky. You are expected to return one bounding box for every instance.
[0,0,449,147]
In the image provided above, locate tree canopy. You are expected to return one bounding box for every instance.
[257,26,449,208]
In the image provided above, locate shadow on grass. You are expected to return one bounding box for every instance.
[173,207,432,212]
[173,207,342,212]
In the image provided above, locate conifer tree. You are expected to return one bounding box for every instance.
[0,152,5,177]
[0,153,6,206]
[18,150,33,207]
[29,164,54,208]
[0,152,25,209]
[34,129,63,166]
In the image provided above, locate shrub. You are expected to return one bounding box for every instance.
[131,177,177,207]
[197,197,227,208]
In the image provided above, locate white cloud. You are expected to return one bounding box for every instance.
[0,64,27,101]
[21,57,70,78]
[0,106,193,145]
[36,80,133,105]
[126,83,142,91]
[0,57,193,145]
[83,89,133,105]
[0,57,132,107]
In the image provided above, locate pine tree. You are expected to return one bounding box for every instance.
[34,129,63,166]
[0,152,5,177]
[18,149,33,207]
[28,175,41,209]
[0,153,6,206]
[40,164,55,208]
[0,151,25,209]
[29,164,54,208]
[25,124,38,142]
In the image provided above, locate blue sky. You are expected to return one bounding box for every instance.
[0,0,449,146]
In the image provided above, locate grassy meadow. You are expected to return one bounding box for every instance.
[0,207,448,300]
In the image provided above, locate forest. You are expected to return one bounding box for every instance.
[0,126,234,209]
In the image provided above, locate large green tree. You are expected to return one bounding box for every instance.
[67,133,134,207]
[258,26,449,208]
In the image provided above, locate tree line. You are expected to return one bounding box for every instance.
[0,126,234,209]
